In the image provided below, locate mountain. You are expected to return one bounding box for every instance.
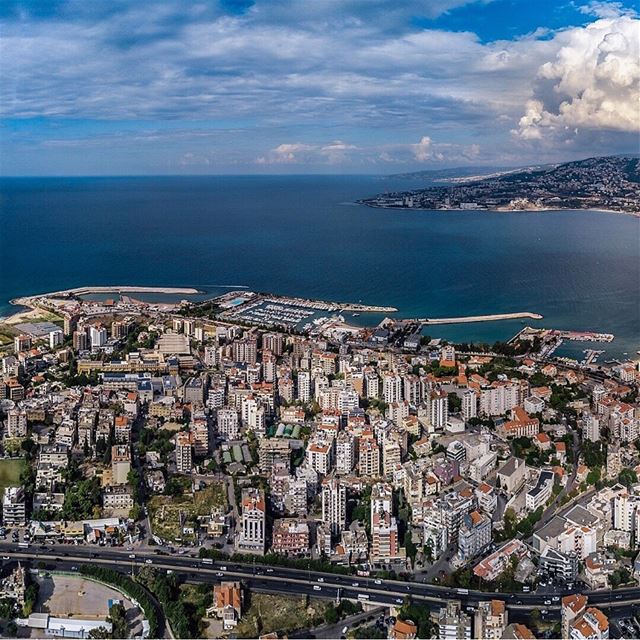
[361,156,640,214]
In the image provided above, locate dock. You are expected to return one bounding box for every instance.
[418,312,543,325]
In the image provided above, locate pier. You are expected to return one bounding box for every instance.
[418,311,543,325]
[11,285,200,307]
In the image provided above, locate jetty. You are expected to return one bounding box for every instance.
[11,285,200,306]
[418,311,543,325]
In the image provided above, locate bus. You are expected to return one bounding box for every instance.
[357,594,370,601]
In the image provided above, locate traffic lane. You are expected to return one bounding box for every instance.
[6,544,640,609]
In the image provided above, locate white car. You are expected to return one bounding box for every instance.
[145,559,153,564]
[313,585,321,591]
[374,579,382,585]
[317,577,324,583]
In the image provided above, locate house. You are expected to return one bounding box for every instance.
[390,619,417,639]
[208,582,243,629]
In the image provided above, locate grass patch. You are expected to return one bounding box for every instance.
[179,584,213,637]
[0,458,26,494]
[235,593,323,638]
[149,483,228,542]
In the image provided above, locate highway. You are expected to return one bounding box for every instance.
[3,543,640,616]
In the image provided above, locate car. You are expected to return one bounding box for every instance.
[266,568,274,573]
[374,579,382,585]
[317,577,324,583]
[552,596,560,602]
[313,585,321,591]
[342,627,349,635]
[145,559,153,564]
[544,600,551,605]
[351,582,359,587]
[129,554,136,559]
[1,556,9,561]
[616,595,623,600]
[219,566,227,571]
[71,566,78,571]
[395,598,403,604]
[216,572,224,577]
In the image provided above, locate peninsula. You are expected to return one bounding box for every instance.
[359,155,640,214]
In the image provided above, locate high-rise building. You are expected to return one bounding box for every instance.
[584,414,600,443]
[462,390,477,421]
[335,431,355,475]
[321,476,346,535]
[89,326,107,349]
[262,333,283,356]
[217,408,240,440]
[382,373,402,404]
[63,314,78,336]
[48,329,64,349]
[175,431,193,473]
[237,488,266,555]
[73,330,88,351]
[6,409,27,438]
[358,437,380,477]
[297,371,311,403]
[430,389,449,430]
[13,335,31,352]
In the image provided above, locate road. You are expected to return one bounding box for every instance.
[2,542,640,616]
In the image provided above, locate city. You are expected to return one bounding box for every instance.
[0,286,637,638]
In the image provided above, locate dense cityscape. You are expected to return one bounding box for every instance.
[0,285,637,638]
[359,157,640,214]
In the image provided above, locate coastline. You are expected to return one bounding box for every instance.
[358,202,640,217]
[2,285,202,325]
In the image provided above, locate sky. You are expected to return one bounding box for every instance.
[0,0,638,175]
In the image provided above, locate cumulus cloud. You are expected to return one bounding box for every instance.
[1,0,638,173]
[514,12,640,140]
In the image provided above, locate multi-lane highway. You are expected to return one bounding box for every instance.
[2,542,638,616]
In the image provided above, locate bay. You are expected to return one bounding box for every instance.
[0,175,638,359]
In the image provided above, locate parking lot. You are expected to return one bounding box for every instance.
[35,573,144,636]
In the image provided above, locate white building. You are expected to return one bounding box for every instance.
[321,476,346,535]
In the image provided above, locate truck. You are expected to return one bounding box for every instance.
[202,558,214,565]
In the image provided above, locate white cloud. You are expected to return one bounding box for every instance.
[514,12,640,140]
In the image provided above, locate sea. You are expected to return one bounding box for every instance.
[0,175,638,360]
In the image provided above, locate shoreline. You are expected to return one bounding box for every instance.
[357,202,640,217]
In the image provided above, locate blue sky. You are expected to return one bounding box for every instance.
[0,0,638,175]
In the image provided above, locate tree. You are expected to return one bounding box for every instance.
[619,468,637,489]
[108,602,128,639]
[324,603,339,625]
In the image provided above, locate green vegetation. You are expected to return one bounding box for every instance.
[149,482,227,542]
[62,476,102,520]
[135,567,196,638]
[199,546,353,575]
[0,458,26,494]
[139,428,176,463]
[177,584,214,638]
[108,603,128,639]
[79,565,161,638]
[235,593,323,638]
[619,468,638,489]
[511,436,550,468]
[609,566,632,589]
[398,598,438,638]
[496,506,544,541]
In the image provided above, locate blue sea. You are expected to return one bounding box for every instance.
[0,175,638,359]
